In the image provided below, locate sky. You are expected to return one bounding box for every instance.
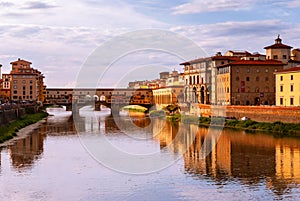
[0,0,300,88]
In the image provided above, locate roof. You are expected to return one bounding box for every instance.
[180,56,212,65]
[218,60,283,67]
[275,66,300,74]
[264,43,293,49]
[10,59,32,65]
[264,36,292,49]
[211,56,241,61]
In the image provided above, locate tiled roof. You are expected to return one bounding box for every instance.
[218,60,283,67]
[10,59,32,65]
[264,43,292,49]
[275,66,300,73]
[180,56,212,65]
[211,56,241,61]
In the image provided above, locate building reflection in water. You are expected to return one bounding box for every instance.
[8,111,79,170]
[9,127,45,170]
[150,118,300,195]
[4,109,300,196]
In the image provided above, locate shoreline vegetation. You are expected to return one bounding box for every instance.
[0,111,48,144]
[150,110,300,137]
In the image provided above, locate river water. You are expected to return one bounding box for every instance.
[0,107,300,201]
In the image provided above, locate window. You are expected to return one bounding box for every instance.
[14,90,17,94]
[22,80,26,84]
[256,77,259,81]
[250,58,254,61]
[246,77,250,81]
[291,84,294,92]
[280,98,283,105]
[273,55,278,59]
[247,68,250,73]
[291,75,294,80]
[290,97,294,106]
[280,76,283,81]
[236,76,240,81]
[236,69,239,73]
[280,85,283,92]
[13,85,17,89]
[256,69,260,73]
[283,55,287,59]
[265,77,269,81]
[265,69,269,73]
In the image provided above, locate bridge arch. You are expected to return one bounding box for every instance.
[100,95,106,101]
[93,95,99,101]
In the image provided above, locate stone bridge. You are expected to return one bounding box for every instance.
[45,88,154,115]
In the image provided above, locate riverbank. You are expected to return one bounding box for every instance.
[0,112,48,146]
[188,116,300,137]
[153,113,300,137]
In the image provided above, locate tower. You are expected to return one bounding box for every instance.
[264,35,292,64]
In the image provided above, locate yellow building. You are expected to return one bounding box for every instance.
[275,66,300,106]
[153,86,184,110]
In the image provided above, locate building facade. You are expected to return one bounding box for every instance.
[9,59,46,102]
[275,67,300,106]
[216,60,284,105]
[153,86,184,110]
[180,57,212,104]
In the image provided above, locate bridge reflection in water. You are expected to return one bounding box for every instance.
[1,109,300,197]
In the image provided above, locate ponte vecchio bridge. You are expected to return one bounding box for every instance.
[45,88,155,114]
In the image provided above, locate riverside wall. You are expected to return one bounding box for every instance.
[189,104,300,124]
[0,107,34,126]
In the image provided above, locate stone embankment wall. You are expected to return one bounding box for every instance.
[0,107,33,126]
[192,104,300,124]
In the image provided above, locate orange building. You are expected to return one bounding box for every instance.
[9,58,46,102]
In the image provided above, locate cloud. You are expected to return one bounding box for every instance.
[170,20,291,55]
[0,2,14,7]
[284,0,300,8]
[23,1,58,10]
[172,0,254,15]
[171,0,295,15]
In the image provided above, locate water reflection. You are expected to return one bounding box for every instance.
[0,108,299,200]
[9,129,45,170]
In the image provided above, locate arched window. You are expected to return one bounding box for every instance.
[236,76,239,81]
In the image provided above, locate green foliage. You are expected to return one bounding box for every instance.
[180,115,300,136]
[167,114,181,122]
[149,110,166,117]
[0,112,48,143]
[163,104,180,115]
[181,115,199,124]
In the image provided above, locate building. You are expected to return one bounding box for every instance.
[264,35,300,68]
[216,60,284,105]
[180,53,241,104]
[180,57,212,104]
[275,67,300,106]
[153,86,184,110]
[0,74,12,102]
[165,70,185,87]
[9,58,46,102]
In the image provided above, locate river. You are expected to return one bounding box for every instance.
[0,107,299,200]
